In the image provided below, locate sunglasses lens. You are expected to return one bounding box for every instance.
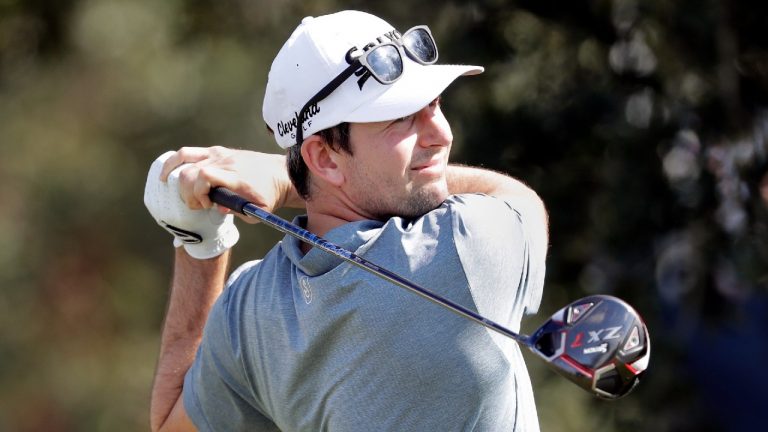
[403,28,437,64]
[367,45,403,83]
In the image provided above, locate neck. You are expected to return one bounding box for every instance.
[300,189,375,254]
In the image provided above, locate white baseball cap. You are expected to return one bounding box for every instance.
[263,10,484,149]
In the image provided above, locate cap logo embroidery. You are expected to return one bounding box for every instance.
[277,102,320,138]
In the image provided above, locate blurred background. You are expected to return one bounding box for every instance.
[1,0,767,430]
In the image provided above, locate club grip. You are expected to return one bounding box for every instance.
[209,187,249,214]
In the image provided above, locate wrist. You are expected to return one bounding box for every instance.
[174,216,240,260]
[145,151,240,259]
[164,247,230,338]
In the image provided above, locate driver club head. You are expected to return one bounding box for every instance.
[526,295,650,399]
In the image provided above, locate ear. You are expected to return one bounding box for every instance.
[300,135,346,187]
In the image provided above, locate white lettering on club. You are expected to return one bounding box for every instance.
[587,326,623,343]
[583,343,608,355]
[603,326,623,340]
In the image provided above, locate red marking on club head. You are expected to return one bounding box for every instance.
[570,332,583,348]
[625,362,640,375]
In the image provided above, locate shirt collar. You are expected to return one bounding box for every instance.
[280,215,384,276]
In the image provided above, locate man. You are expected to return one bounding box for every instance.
[144,10,548,432]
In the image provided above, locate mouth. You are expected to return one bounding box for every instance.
[410,157,445,177]
[411,152,445,170]
[412,160,439,170]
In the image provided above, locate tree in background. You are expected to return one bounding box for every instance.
[0,0,765,430]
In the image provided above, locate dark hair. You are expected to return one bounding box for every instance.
[286,122,352,199]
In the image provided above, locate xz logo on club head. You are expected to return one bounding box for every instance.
[588,326,623,343]
[570,326,623,349]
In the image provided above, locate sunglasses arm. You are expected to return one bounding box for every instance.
[295,62,361,145]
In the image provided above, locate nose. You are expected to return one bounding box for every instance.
[416,104,452,148]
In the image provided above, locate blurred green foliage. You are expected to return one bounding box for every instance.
[1,0,766,431]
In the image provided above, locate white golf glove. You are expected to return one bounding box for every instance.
[144,151,239,259]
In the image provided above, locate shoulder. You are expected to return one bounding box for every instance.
[442,193,525,236]
[443,193,547,247]
[225,259,262,288]
[440,193,526,252]
[224,238,294,293]
[216,259,261,311]
[444,193,539,221]
[386,194,530,256]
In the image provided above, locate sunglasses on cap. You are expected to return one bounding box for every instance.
[294,25,439,145]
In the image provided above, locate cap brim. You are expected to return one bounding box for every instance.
[343,63,483,123]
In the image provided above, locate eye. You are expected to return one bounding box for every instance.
[394,114,414,123]
[388,112,415,128]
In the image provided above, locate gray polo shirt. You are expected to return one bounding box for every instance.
[184,193,546,431]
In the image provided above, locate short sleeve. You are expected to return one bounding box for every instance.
[183,264,279,432]
[449,194,547,329]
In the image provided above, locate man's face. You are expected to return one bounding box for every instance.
[338,97,453,220]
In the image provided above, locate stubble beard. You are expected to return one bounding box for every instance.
[362,178,448,221]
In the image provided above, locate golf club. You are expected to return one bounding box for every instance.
[210,187,650,399]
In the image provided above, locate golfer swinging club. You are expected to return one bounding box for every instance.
[145,10,548,431]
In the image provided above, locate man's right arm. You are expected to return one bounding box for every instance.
[150,249,230,432]
[146,147,302,431]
